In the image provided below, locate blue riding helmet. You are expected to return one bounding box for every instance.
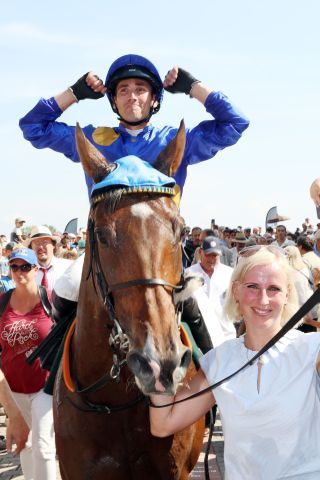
[105,54,164,115]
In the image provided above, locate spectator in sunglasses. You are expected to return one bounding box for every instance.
[0,248,56,480]
[27,225,71,292]
[148,246,320,479]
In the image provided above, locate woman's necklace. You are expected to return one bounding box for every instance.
[244,341,264,394]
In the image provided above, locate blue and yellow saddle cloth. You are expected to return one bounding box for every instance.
[91,156,176,201]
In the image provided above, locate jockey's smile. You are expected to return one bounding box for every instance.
[114,78,157,128]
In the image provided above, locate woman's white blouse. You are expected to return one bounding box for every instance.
[200,330,320,479]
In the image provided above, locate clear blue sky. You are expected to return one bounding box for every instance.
[1,0,320,237]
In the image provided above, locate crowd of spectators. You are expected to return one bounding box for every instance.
[2,216,320,294]
[182,218,320,267]
[0,221,86,294]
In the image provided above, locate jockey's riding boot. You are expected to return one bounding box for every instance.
[52,291,78,324]
[181,296,213,354]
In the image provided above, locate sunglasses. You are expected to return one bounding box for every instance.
[10,264,36,273]
[238,245,287,259]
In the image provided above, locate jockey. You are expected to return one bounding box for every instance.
[19,53,249,202]
[20,55,249,370]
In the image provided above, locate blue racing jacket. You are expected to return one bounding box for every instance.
[19,91,249,198]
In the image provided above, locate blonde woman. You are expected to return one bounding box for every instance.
[149,246,320,479]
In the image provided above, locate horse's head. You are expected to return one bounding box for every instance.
[76,122,192,395]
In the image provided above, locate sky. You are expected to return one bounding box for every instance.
[1,1,320,238]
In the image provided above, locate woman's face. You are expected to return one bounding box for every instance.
[9,259,37,286]
[233,263,288,331]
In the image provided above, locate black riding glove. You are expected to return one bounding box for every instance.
[164,68,200,95]
[69,73,104,101]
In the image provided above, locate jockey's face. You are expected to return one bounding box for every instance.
[113,78,157,128]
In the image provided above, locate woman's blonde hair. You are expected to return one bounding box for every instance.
[283,245,306,271]
[224,247,299,325]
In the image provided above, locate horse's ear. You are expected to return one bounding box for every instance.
[76,123,115,183]
[153,120,186,177]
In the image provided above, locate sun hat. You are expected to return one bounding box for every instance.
[26,225,59,247]
[234,232,247,244]
[9,248,38,265]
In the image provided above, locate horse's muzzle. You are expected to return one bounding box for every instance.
[127,347,191,395]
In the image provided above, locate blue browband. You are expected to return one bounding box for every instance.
[91,156,176,200]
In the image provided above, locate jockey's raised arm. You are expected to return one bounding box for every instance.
[19,54,249,199]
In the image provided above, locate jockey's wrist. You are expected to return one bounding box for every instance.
[189,83,212,105]
[55,89,78,112]
[164,68,200,95]
[68,87,79,103]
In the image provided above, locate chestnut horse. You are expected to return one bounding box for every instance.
[53,121,205,480]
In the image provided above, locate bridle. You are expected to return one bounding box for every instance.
[64,189,185,413]
[86,212,184,376]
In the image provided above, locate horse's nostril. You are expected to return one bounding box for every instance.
[127,352,152,378]
[180,349,192,370]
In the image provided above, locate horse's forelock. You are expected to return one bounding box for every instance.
[92,189,124,214]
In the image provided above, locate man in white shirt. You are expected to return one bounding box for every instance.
[186,236,236,346]
[272,225,295,248]
[27,225,72,291]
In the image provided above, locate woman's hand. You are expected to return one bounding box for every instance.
[6,413,29,454]
[149,369,215,437]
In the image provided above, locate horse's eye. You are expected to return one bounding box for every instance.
[95,228,109,246]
